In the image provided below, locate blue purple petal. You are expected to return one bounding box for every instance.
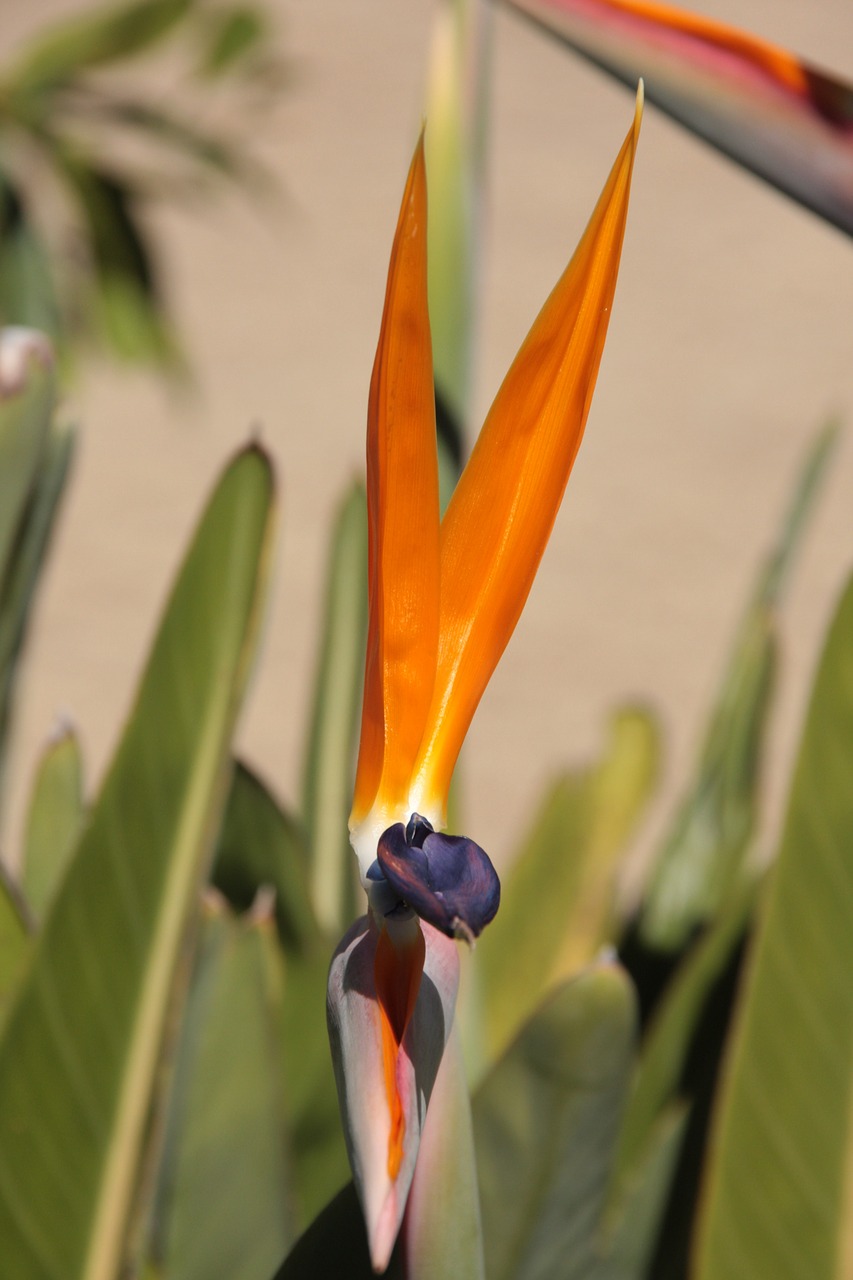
[377,817,500,941]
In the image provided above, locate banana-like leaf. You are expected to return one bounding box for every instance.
[693,571,853,1280]
[57,157,178,366]
[149,894,292,1280]
[501,0,853,236]
[0,423,74,784]
[0,333,54,585]
[0,864,32,1024]
[640,425,837,952]
[213,760,318,957]
[592,1105,686,1280]
[5,0,195,97]
[0,445,274,1280]
[22,724,85,919]
[473,963,636,1280]
[0,178,62,340]
[476,707,658,1060]
[301,482,367,936]
[195,5,269,78]
[617,884,753,1182]
[280,950,350,1230]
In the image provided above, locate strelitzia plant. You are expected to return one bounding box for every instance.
[327,86,644,1271]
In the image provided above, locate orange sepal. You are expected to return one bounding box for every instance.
[351,135,441,829]
[413,89,643,815]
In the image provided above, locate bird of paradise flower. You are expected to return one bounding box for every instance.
[327,84,644,1273]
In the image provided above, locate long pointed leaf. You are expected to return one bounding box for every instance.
[502,0,853,235]
[640,425,837,951]
[151,895,292,1280]
[301,482,367,934]
[0,444,274,1280]
[0,864,31,1024]
[473,963,636,1280]
[22,724,85,919]
[213,760,318,957]
[694,571,853,1280]
[476,707,658,1060]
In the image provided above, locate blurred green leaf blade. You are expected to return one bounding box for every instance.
[473,963,636,1280]
[7,0,195,97]
[0,334,55,582]
[150,895,292,1280]
[0,178,62,339]
[280,950,349,1230]
[617,886,753,1184]
[22,724,85,919]
[301,482,367,936]
[476,707,658,1059]
[213,760,318,957]
[694,570,853,1280]
[196,5,268,78]
[641,425,837,951]
[592,1105,686,1280]
[0,864,32,1024]
[0,444,274,1280]
[502,0,853,236]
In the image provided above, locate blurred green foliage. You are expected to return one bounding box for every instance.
[0,0,281,371]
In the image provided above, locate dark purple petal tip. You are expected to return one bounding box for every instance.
[377,816,501,943]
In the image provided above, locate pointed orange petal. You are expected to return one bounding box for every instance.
[413,89,643,816]
[351,137,441,833]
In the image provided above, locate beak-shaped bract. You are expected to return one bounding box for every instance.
[327,916,460,1272]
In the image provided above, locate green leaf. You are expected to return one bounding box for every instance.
[22,724,85,919]
[0,444,274,1280]
[693,570,853,1280]
[280,950,350,1230]
[617,884,754,1183]
[196,6,268,78]
[476,707,658,1060]
[0,339,65,788]
[7,0,195,96]
[0,863,32,1024]
[473,963,637,1280]
[150,894,292,1280]
[87,100,247,179]
[641,426,837,951]
[501,0,853,237]
[593,1106,687,1280]
[213,760,318,957]
[58,159,179,366]
[0,177,62,339]
[0,334,54,586]
[0,423,73,784]
[301,482,367,936]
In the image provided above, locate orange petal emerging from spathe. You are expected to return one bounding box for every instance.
[411,85,644,817]
[351,135,441,833]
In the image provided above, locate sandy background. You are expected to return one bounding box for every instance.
[4,0,853,888]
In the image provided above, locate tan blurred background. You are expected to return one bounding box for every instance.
[4,0,853,885]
